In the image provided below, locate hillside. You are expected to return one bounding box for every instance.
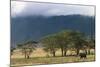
[11,15,95,47]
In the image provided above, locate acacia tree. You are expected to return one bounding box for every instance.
[86,39,95,55]
[41,30,88,57]
[69,31,86,55]
[55,34,65,57]
[17,41,37,59]
[56,30,72,56]
[41,30,84,57]
[11,47,16,55]
[42,30,73,57]
[89,39,95,49]
[41,34,58,57]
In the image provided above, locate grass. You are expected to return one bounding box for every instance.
[11,55,95,67]
[11,48,95,67]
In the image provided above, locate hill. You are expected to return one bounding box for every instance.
[11,15,95,47]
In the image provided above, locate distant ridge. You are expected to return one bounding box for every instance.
[11,15,95,47]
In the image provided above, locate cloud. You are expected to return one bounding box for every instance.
[11,1,27,17]
[11,1,95,17]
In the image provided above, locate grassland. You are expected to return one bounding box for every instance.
[11,48,95,67]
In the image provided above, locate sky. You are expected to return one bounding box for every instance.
[11,1,95,17]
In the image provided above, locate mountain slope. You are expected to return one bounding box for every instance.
[11,15,95,46]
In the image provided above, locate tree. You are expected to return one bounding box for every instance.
[69,31,86,55]
[56,30,72,56]
[11,47,16,55]
[41,34,58,57]
[55,34,65,57]
[85,39,95,55]
[41,30,88,57]
[17,40,37,59]
[89,39,95,49]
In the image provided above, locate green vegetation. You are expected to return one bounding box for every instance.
[17,41,37,59]
[41,30,95,57]
[11,55,95,67]
[11,48,16,55]
[11,30,95,66]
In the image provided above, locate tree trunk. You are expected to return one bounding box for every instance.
[64,50,67,56]
[26,55,30,59]
[61,48,64,57]
[25,53,27,59]
[24,49,27,59]
[88,49,90,55]
[53,51,55,57]
[76,48,79,56]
